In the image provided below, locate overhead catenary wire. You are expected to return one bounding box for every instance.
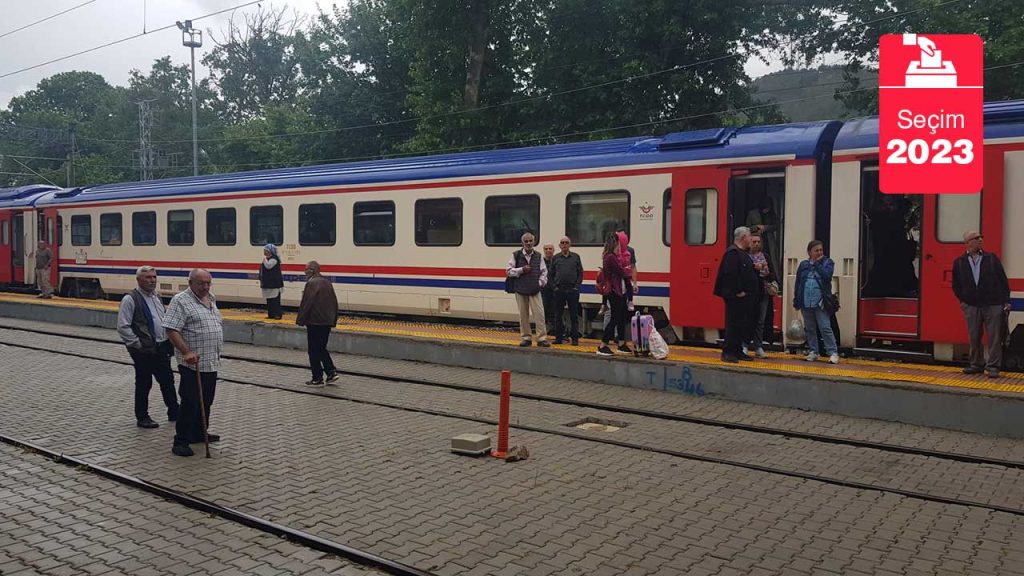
[0,0,264,80]
[0,0,99,41]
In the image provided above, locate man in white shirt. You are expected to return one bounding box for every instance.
[116,266,179,429]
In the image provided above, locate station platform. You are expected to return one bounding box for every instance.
[0,291,1022,438]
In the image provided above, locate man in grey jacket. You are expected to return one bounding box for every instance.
[549,236,584,346]
[116,266,179,428]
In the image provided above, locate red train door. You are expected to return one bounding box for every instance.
[11,212,25,283]
[0,211,11,284]
[919,150,1005,344]
[43,208,59,290]
[669,166,730,330]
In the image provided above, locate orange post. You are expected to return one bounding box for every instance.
[492,370,511,459]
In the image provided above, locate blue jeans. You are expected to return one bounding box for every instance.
[801,306,837,355]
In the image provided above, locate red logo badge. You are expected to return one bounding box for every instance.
[879,34,983,194]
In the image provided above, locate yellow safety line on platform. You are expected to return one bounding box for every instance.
[2,292,1021,394]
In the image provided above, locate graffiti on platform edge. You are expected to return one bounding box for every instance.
[646,366,705,396]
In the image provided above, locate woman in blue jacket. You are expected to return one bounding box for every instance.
[793,240,839,364]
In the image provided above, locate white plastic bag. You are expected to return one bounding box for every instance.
[648,329,669,359]
[787,318,805,342]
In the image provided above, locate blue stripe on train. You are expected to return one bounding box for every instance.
[58,266,672,297]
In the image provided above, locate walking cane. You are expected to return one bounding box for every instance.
[194,364,211,459]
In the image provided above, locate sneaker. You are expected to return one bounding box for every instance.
[737,354,754,362]
[304,379,325,387]
[519,340,531,347]
[755,348,767,359]
[597,345,614,356]
[571,338,579,346]
[987,369,1000,379]
[721,354,739,363]
[136,417,159,429]
[829,354,840,365]
[172,444,194,457]
[805,352,819,362]
[325,372,340,384]
[963,366,983,375]
[742,345,749,355]
[616,344,633,354]
[537,340,551,348]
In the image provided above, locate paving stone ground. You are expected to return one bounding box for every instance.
[2,332,1024,576]
[2,316,1022,463]
[1,325,1023,512]
[0,443,385,576]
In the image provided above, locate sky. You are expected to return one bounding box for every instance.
[0,0,787,110]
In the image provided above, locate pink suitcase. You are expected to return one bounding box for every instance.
[631,312,654,357]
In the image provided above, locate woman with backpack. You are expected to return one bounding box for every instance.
[597,232,631,356]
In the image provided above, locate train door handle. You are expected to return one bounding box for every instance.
[925,253,933,260]
[699,264,712,283]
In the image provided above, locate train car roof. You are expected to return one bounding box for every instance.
[38,120,842,205]
[834,99,1024,152]
[0,185,60,209]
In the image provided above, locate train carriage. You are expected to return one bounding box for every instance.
[830,100,1024,364]
[32,121,841,346]
[0,185,59,289]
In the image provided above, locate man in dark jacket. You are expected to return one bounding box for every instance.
[713,227,758,363]
[116,266,179,428]
[296,261,340,386]
[952,230,1011,377]
[549,236,584,345]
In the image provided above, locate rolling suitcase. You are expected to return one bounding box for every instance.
[631,312,654,357]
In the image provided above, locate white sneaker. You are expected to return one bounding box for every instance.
[829,354,839,364]
[742,345,749,355]
[805,352,819,362]
[755,348,767,359]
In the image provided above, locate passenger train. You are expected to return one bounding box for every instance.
[1,101,1022,367]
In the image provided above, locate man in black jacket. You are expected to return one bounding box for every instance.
[714,227,759,363]
[952,230,1011,378]
[549,236,584,346]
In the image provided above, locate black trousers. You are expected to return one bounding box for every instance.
[553,289,581,339]
[175,365,217,445]
[306,325,336,381]
[128,343,178,421]
[723,296,753,358]
[602,294,627,344]
[266,296,283,319]
[542,287,556,333]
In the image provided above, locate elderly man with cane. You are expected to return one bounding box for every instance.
[164,269,224,457]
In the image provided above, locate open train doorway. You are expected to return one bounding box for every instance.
[729,170,786,347]
[12,212,25,283]
[857,166,923,342]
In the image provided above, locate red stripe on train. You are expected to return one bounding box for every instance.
[57,259,671,283]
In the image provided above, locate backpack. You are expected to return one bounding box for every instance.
[595,268,612,296]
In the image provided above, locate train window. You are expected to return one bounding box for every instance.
[1,220,8,246]
[685,188,718,245]
[485,195,540,246]
[565,190,629,246]
[167,210,194,246]
[415,198,462,246]
[936,193,981,243]
[71,215,91,246]
[100,213,123,246]
[353,201,395,246]
[132,212,157,246]
[47,218,54,246]
[57,216,63,246]
[663,188,671,246]
[299,203,336,246]
[250,206,283,246]
[206,208,236,246]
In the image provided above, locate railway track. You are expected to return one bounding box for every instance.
[0,433,435,576]
[1,325,1023,518]
[1,321,1021,471]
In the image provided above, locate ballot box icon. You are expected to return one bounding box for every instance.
[902,34,957,87]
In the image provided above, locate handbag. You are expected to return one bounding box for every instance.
[813,270,840,315]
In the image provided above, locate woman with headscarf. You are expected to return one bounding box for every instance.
[259,244,284,320]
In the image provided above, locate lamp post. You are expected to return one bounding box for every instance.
[176,20,202,176]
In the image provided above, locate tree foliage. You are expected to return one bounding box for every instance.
[2,1,1022,187]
